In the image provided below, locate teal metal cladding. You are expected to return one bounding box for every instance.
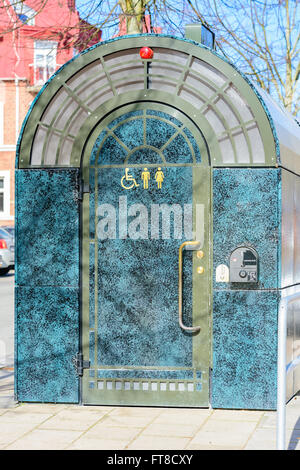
[15,169,80,403]
[212,168,281,409]
[15,286,79,403]
[15,169,80,287]
[212,290,279,410]
[213,168,281,291]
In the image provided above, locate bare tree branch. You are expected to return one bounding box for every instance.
[0,0,298,116]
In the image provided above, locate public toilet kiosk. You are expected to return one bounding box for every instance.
[15,31,300,410]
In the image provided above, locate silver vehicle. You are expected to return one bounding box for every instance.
[1,226,14,241]
[0,227,14,275]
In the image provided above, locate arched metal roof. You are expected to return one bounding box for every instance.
[256,87,300,174]
[16,33,297,170]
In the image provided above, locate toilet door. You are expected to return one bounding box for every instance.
[82,104,211,407]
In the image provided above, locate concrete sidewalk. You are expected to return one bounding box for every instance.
[0,369,299,450]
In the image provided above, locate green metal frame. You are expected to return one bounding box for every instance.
[81,153,212,407]
[74,91,218,168]
[83,101,210,169]
[80,101,212,406]
[17,35,277,169]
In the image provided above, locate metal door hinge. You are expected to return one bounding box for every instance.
[73,353,90,377]
[78,180,90,201]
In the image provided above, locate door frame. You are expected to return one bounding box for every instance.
[79,101,213,407]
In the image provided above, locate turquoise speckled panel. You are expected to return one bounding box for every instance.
[212,290,279,410]
[212,168,280,410]
[16,169,80,287]
[213,168,281,290]
[95,166,193,368]
[15,286,79,403]
[90,109,201,166]
[15,169,80,403]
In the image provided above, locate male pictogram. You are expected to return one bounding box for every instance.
[141,168,151,189]
[155,167,164,189]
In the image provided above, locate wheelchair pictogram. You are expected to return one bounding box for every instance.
[121,168,140,190]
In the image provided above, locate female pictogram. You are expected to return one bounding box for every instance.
[155,167,164,189]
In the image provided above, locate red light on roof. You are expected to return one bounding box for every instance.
[139,47,154,60]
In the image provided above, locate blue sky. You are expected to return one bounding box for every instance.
[74,0,299,117]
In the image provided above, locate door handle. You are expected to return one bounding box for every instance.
[178,240,201,333]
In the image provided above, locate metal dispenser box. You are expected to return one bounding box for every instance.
[230,247,258,283]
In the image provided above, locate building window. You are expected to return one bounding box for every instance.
[0,178,4,212]
[68,0,75,12]
[0,171,10,220]
[0,102,3,145]
[12,2,36,26]
[33,41,57,85]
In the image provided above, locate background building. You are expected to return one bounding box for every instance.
[0,0,101,226]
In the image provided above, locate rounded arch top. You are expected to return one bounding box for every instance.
[84,102,209,169]
[16,34,278,169]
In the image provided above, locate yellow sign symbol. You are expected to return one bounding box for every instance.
[141,168,151,189]
[121,168,140,190]
[155,167,164,189]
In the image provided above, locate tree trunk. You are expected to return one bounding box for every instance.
[119,0,147,35]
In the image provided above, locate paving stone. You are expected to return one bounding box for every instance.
[4,429,83,450]
[244,427,300,451]
[38,408,108,431]
[185,443,242,450]
[211,409,263,422]
[99,414,155,428]
[109,407,162,417]
[152,410,210,427]
[188,431,246,448]
[67,437,128,450]
[202,417,258,433]
[85,423,141,441]
[157,407,211,416]
[127,436,190,450]
[72,405,115,412]
[244,428,278,450]
[0,396,298,450]
[0,410,53,424]
[189,419,257,448]
[13,403,69,414]
[260,411,300,430]
[141,422,199,438]
[0,422,37,446]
